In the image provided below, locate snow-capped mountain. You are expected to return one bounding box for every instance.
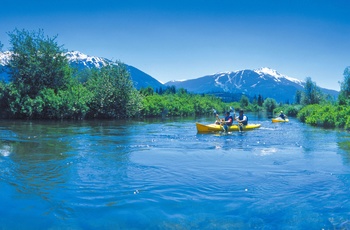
[0,51,164,90]
[165,67,338,103]
[0,51,11,66]
[254,67,303,85]
[0,51,338,102]
[66,51,109,69]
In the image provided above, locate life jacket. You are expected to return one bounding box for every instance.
[238,114,248,125]
[225,115,233,126]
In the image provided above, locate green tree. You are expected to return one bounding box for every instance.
[0,41,4,74]
[301,77,323,105]
[0,81,8,117]
[164,85,176,94]
[86,62,142,118]
[252,95,257,105]
[140,86,154,96]
[338,66,350,105]
[257,94,264,106]
[240,95,249,108]
[294,90,302,104]
[140,92,227,118]
[177,88,188,95]
[263,98,277,113]
[7,29,70,98]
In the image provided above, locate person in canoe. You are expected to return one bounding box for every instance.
[215,111,233,132]
[279,111,287,120]
[223,111,234,132]
[235,110,248,125]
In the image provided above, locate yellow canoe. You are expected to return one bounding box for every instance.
[196,122,261,132]
[272,118,289,123]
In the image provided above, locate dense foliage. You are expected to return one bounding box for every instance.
[301,77,324,105]
[84,64,142,119]
[296,70,350,130]
[1,28,350,131]
[297,104,350,129]
[263,98,277,113]
[274,104,302,117]
[8,29,71,98]
[338,67,350,105]
[139,87,228,117]
[0,29,142,119]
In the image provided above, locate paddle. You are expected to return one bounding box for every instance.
[213,108,227,131]
[238,122,243,132]
[212,109,221,124]
[213,109,225,130]
[229,106,235,119]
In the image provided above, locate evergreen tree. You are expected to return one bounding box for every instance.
[140,86,154,96]
[257,94,263,106]
[0,41,3,74]
[338,66,350,105]
[252,95,257,105]
[165,85,176,94]
[294,90,302,104]
[301,77,323,105]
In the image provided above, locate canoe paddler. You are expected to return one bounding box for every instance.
[235,109,248,125]
[222,111,233,132]
[278,111,287,120]
[214,111,233,132]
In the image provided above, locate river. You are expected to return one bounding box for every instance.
[1,113,350,229]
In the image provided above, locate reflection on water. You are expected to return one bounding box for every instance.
[0,115,350,229]
[337,131,350,166]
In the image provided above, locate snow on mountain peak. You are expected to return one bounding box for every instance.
[255,67,283,78]
[0,50,110,69]
[255,67,303,85]
[0,51,12,65]
[65,51,109,68]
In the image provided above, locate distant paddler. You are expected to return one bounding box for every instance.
[272,111,289,122]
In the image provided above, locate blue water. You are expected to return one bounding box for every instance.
[1,114,350,229]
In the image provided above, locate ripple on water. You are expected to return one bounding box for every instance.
[1,118,350,229]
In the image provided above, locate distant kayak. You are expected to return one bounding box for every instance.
[196,122,261,132]
[272,117,289,123]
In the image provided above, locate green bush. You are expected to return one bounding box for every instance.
[298,104,336,128]
[263,98,277,113]
[85,63,142,119]
[274,104,302,117]
[139,91,228,118]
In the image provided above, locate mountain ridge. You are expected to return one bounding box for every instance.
[0,50,164,90]
[165,67,338,103]
[0,51,339,103]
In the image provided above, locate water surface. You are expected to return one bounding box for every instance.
[1,114,350,229]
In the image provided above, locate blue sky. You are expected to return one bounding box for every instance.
[1,0,350,91]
